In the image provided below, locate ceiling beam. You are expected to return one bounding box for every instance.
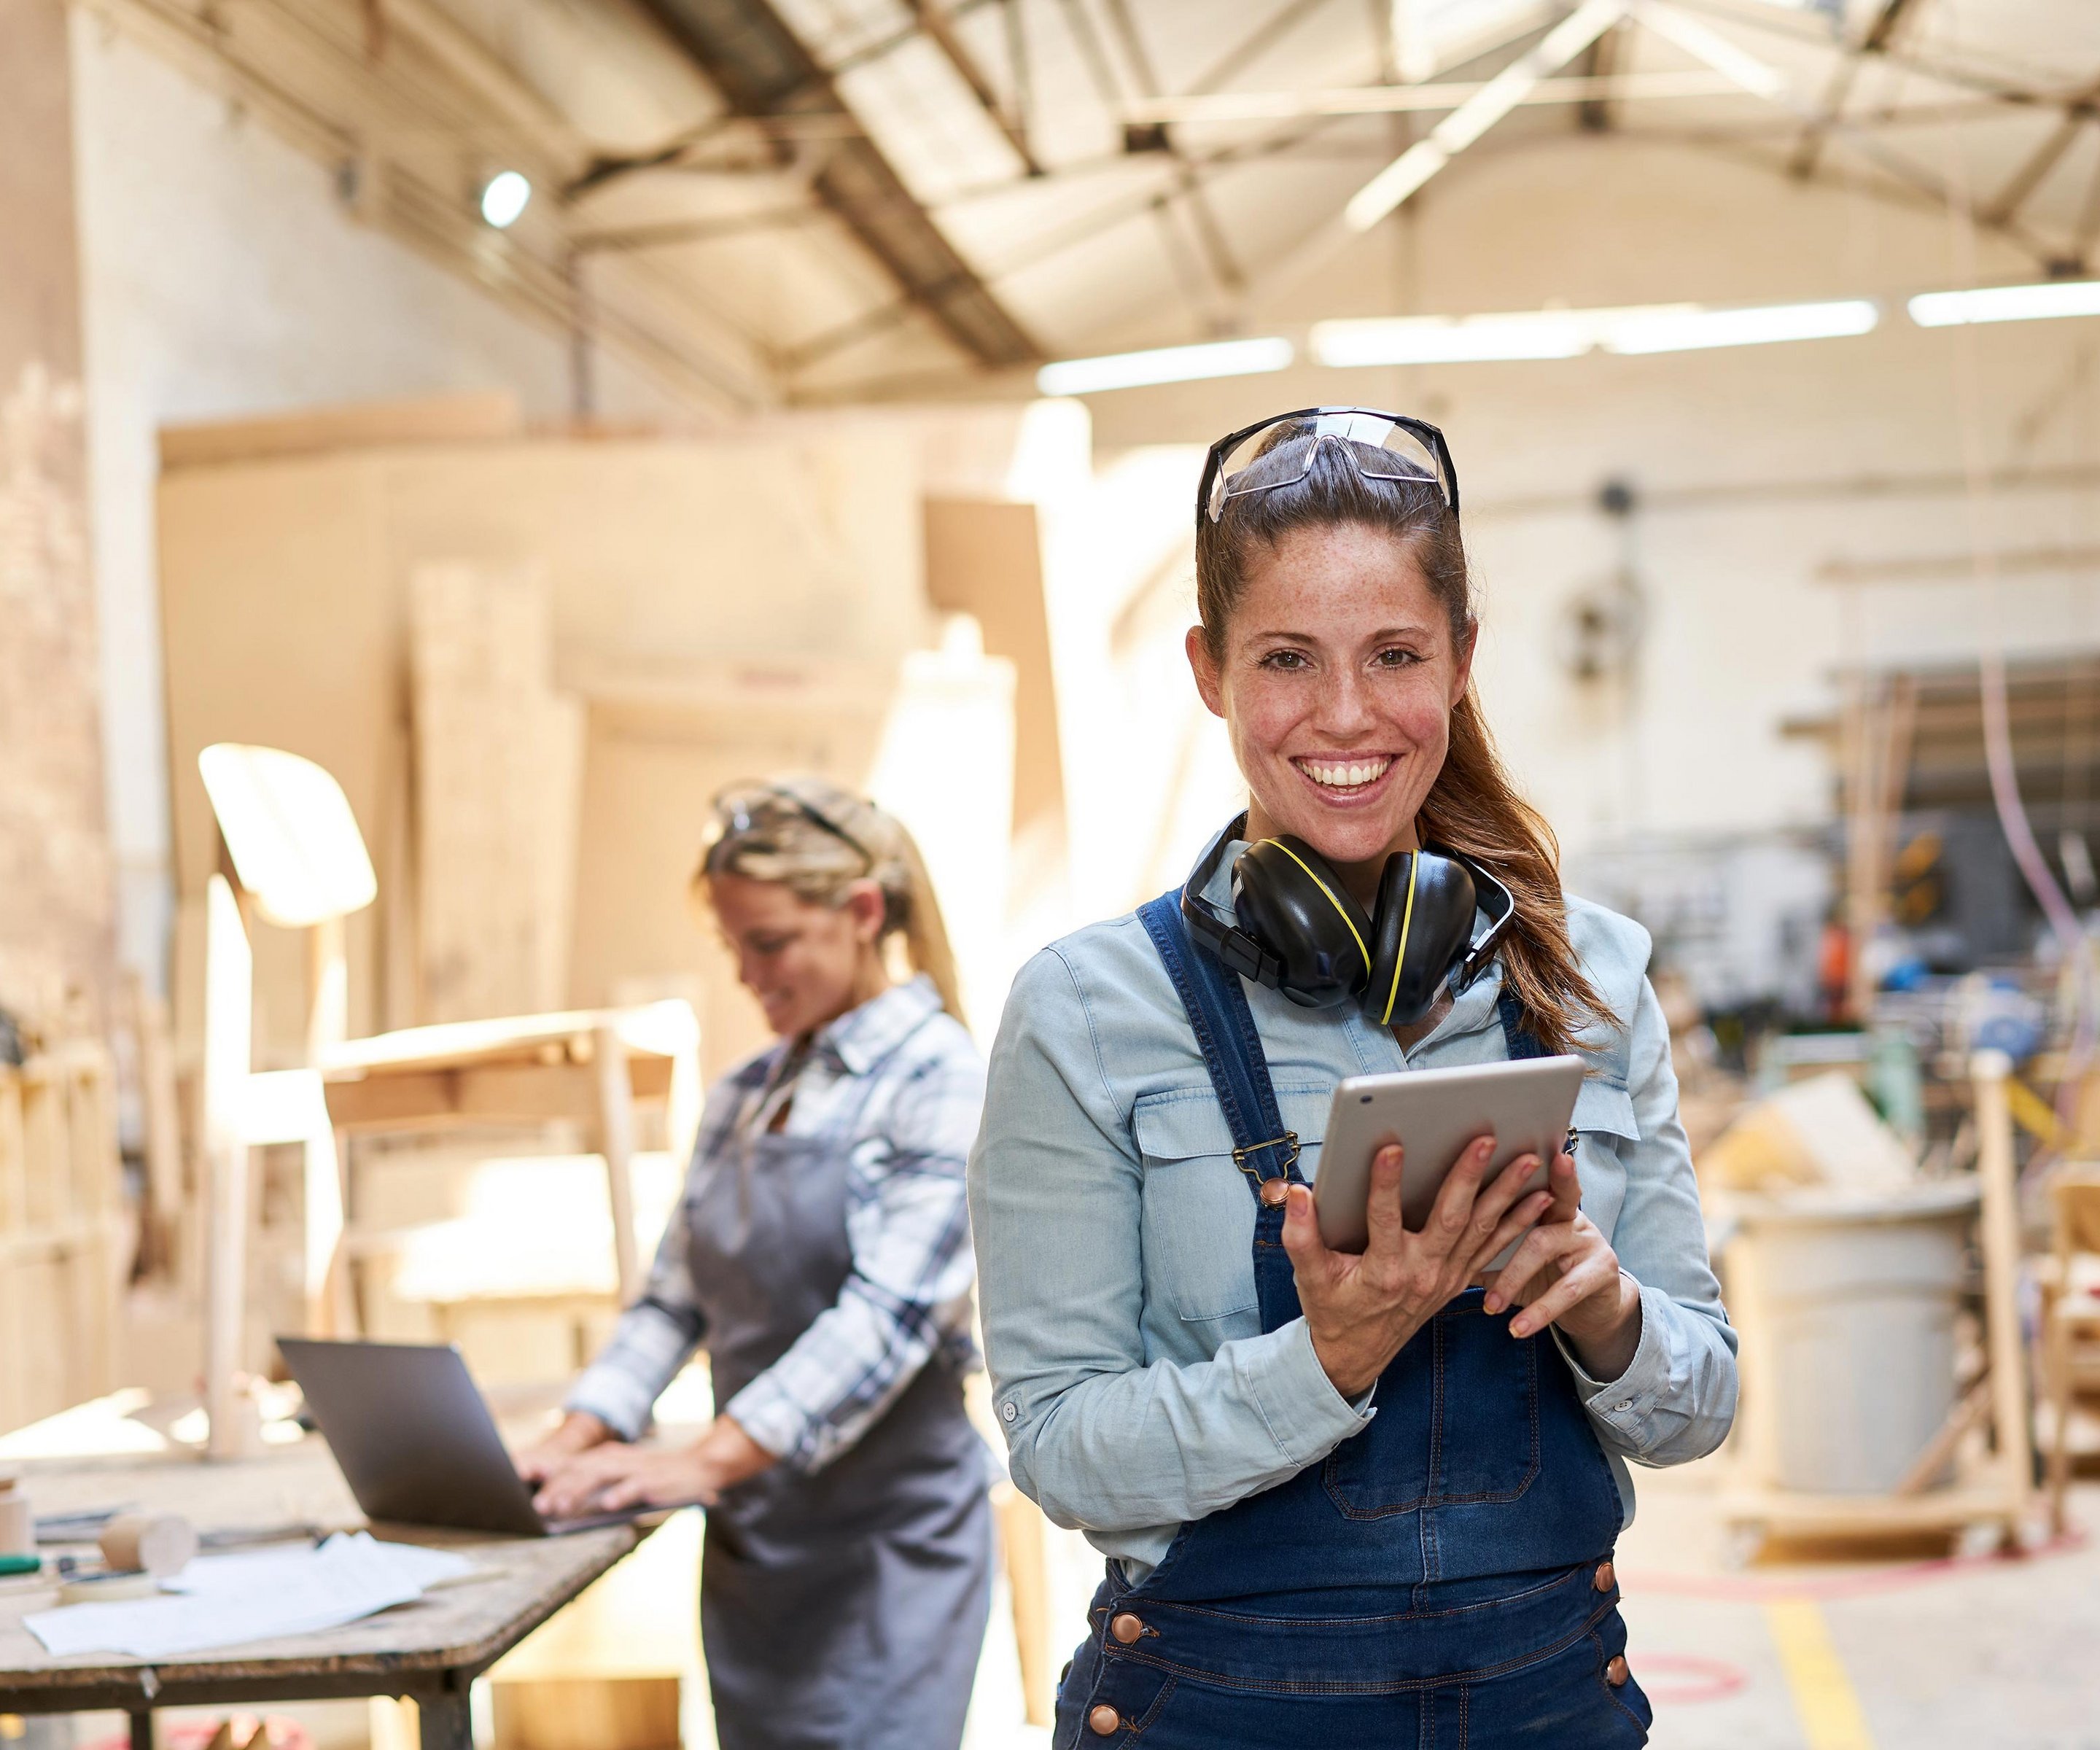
[1121,68,1756,125]
[1090,0,1247,308]
[1344,0,1630,233]
[898,0,1044,175]
[1184,0,1343,98]
[1789,0,1918,179]
[2072,148,2100,271]
[1631,1,1787,103]
[631,0,1040,369]
[1980,79,2100,230]
[1576,17,1628,133]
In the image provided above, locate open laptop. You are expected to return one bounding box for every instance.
[278,1337,654,1536]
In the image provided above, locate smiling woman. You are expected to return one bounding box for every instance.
[518,778,991,1750]
[968,411,1737,1749]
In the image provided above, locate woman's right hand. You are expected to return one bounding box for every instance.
[1282,1138,1554,1399]
[514,1410,615,1484]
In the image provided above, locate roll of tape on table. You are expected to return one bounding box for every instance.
[100,1512,198,1577]
[0,1481,31,1557]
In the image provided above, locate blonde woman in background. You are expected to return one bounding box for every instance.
[521,779,992,1750]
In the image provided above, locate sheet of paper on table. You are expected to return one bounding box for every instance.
[26,1532,474,1660]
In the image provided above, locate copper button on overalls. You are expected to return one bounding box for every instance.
[1088,1704,1122,1735]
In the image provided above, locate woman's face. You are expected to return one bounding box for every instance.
[1188,521,1474,877]
[707,874,885,1040]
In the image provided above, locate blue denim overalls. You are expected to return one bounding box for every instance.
[1051,892,1652,1747]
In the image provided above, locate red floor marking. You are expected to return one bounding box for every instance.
[1630,1651,1751,1705]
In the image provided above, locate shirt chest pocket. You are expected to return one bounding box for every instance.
[1569,1079,1640,1234]
[1131,1085,1330,1324]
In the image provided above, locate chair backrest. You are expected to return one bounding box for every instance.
[198,744,377,928]
[2050,1166,2100,1260]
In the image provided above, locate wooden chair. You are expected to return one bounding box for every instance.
[195,744,699,1456]
[2042,1165,2100,1534]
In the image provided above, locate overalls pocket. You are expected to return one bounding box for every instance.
[1321,1294,1543,1516]
[1132,1085,1331,1324]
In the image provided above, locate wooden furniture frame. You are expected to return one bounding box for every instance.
[195,745,699,1457]
[316,1005,701,1310]
[2042,1165,2100,1534]
[0,1041,125,1435]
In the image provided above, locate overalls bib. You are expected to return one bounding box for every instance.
[1051,893,1652,1747]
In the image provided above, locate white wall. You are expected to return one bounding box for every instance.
[1050,133,2100,898]
[69,19,692,989]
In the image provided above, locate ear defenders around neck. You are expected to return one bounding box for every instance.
[1181,817,1517,1027]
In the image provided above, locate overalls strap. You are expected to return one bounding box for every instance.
[1498,989,1547,1058]
[1138,892,1305,1205]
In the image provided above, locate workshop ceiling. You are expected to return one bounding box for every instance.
[104,0,2100,411]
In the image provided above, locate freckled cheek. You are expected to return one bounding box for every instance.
[1225,680,1311,766]
[1390,699,1451,753]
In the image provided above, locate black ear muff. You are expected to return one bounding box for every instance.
[1232,836,1373,1008]
[1364,852,1479,1027]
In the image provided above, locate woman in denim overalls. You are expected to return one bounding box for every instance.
[969,413,1738,1746]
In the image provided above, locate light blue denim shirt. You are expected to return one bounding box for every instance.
[968,838,1738,1575]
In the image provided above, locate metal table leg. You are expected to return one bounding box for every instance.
[417,1690,473,1750]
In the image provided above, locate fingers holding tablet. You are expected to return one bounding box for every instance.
[1363,1142,1408,1249]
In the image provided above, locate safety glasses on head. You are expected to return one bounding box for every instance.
[709,780,871,868]
[1197,407,1459,531]
[1180,816,1515,1027]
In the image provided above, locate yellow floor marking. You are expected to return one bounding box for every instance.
[1764,1595,1878,1750]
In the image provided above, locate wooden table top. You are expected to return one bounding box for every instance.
[0,1442,652,1701]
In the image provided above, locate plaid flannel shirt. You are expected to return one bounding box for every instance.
[567,975,984,1474]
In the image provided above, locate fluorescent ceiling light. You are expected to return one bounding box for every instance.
[1603,298,1878,353]
[1908,281,2100,327]
[480,171,532,229]
[1313,298,1878,367]
[1035,336,1294,396]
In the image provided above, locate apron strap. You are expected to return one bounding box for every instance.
[1138,892,1302,1208]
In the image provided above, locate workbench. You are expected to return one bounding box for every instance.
[0,1442,656,1748]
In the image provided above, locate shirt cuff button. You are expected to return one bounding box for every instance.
[1001,1401,1019,1423]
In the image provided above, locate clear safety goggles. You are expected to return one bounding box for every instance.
[1197,407,1459,528]
[708,781,871,866]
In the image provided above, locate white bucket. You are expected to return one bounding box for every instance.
[1729,1178,1980,1495]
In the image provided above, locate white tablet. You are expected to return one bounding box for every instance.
[1315,1055,1585,1256]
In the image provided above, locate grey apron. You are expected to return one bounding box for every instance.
[688,1104,993,1750]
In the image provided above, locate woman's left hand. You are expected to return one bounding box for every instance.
[1479,1151,1643,1382]
[532,1415,777,1518]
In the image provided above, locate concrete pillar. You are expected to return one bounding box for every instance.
[0,0,114,1024]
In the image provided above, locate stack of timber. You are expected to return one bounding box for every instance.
[409,563,584,1025]
[0,1040,126,1433]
